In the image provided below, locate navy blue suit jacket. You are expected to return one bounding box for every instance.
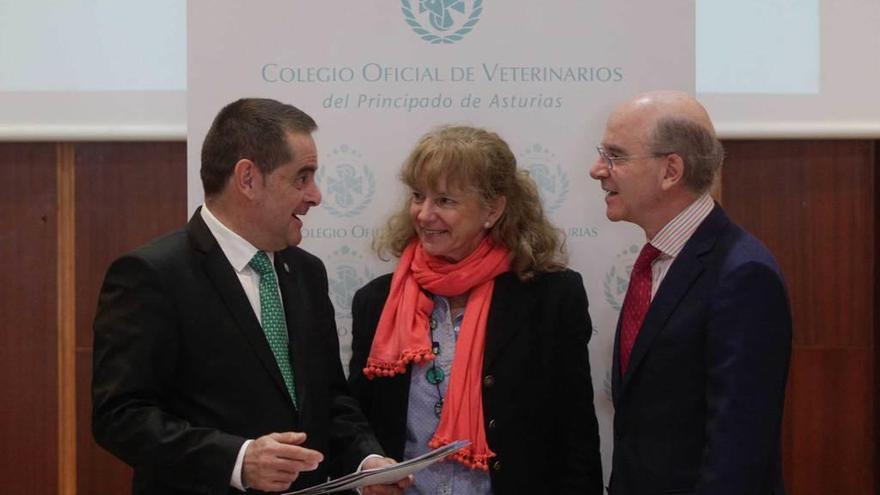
[610,204,792,495]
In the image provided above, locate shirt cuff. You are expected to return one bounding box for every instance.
[357,454,385,472]
[355,454,386,495]
[230,439,253,491]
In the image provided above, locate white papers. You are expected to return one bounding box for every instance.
[285,440,470,495]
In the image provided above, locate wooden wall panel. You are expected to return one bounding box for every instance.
[0,143,60,494]
[722,140,876,495]
[74,142,187,495]
[783,349,873,493]
[874,140,879,494]
[722,140,874,348]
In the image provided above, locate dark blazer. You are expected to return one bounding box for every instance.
[610,205,792,495]
[92,210,381,495]
[348,269,604,495]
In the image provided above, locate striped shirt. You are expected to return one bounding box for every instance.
[647,193,715,298]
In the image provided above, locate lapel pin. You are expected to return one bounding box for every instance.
[283,262,290,273]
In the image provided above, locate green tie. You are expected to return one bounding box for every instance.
[249,251,297,407]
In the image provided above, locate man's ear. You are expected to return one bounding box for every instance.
[660,153,685,191]
[232,159,261,199]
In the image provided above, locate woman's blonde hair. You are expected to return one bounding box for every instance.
[375,125,566,280]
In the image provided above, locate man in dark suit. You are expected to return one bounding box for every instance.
[589,91,792,495]
[92,98,410,494]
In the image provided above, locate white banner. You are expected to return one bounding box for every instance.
[188,1,694,482]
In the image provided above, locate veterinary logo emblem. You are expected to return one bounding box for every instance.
[521,143,570,214]
[401,0,484,44]
[326,245,377,320]
[603,244,640,311]
[316,145,376,219]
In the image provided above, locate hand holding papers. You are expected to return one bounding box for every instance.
[285,440,471,495]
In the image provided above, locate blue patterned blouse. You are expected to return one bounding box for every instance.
[402,295,492,495]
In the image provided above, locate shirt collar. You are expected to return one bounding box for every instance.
[649,193,715,258]
[200,205,271,272]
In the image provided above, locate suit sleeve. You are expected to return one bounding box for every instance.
[554,273,604,495]
[697,261,792,494]
[91,255,244,494]
[347,282,383,418]
[312,261,385,476]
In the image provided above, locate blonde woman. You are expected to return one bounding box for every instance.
[348,126,603,494]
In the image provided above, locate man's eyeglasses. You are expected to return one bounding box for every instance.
[596,146,673,170]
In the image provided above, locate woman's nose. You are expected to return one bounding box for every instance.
[416,201,435,221]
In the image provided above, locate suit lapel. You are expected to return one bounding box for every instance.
[187,210,296,408]
[483,273,534,371]
[612,319,623,406]
[620,205,730,392]
[275,250,310,413]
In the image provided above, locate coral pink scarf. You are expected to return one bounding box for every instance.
[364,237,510,470]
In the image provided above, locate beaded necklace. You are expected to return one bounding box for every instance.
[426,304,463,418]
[427,317,445,417]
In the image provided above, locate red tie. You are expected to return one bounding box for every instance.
[619,243,662,374]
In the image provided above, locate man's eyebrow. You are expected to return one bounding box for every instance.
[603,144,625,154]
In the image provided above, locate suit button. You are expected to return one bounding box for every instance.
[492,460,502,471]
[483,375,495,387]
[488,419,497,430]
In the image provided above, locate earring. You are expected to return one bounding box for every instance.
[484,221,492,229]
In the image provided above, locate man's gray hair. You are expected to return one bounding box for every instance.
[651,117,725,194]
